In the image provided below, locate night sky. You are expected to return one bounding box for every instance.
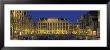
[27,10,89,24]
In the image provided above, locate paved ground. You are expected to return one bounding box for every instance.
[12,34,99,40]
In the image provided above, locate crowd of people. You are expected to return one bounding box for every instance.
[15,34,97,40]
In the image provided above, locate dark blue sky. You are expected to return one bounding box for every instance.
[27,10,89,24]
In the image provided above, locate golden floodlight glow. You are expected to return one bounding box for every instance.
[14,31,17,33]
[93,31,96,36]
[47,18,58,22]
[20,32,22,35]
[10,10,99,40]
[31,32,33,34]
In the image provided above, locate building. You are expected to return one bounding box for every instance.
[87,11,99,36]
[10,10,100,40]
[73,11,99,36]
[10,10,26,39]
[10,10,34,39]
[36,18,69,34]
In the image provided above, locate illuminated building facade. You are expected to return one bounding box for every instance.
[10,10,70,39]
[73,11,99,37]
[36,18,69,34]
[10,10,34,39]
[10,10,100,40]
